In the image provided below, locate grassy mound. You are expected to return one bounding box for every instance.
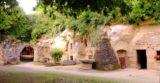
[0,71,119,83]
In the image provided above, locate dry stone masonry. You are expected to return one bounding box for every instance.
[94,30,119,70]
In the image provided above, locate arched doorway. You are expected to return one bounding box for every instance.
[117,50,127,69]
[20,46,34,62]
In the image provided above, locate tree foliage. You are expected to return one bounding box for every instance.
[37,0,160,24]
[5,15,32,41]
[126,0,160,24]
[0,0,55,42]
[50,49,63,64]
[0,0,26,41]
[1,0,160,43]
[30,14,54,42]
[0,0,24,30]
[37,0,129,17]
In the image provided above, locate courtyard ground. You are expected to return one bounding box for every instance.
[0,62,159,83]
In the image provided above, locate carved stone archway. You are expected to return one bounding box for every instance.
[20,46,34,62]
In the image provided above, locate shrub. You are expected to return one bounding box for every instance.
[50,49,63,64]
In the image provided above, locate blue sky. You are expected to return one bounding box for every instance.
[17,0,37,14]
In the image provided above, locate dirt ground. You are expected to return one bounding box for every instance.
[0,62,159,83]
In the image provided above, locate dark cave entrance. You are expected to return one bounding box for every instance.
[20,46,34,62]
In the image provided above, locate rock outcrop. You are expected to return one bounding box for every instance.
[34,46,51,63]
[0,39,27,64]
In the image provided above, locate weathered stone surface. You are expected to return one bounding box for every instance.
[60,60,76,65]
[80,59,95,64]
[0,39,27,65]
[107,25,134,68]
[34,46,51,63]
[108,24,160,70]
[77,44,86,56]
[128,25,160,69]
[109,25,134,44]
[94,31,119,70]
[0,45,5,65]
[0,38,54,65]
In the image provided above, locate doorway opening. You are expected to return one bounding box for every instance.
[117,50,127,69]
[20,46,34,62]
[157,51,160,55]
[70,56,73,60]
[136,49,147,69]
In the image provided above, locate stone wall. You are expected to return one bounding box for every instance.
[0,39,30,65]
[0,38,53,65]
[0,45,5,65]
[108,24,134,67]
[108,24,160,70]
[34,46,52,63]
[128,25,160,69]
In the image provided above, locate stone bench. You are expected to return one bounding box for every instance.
[80,59,95,70]
[20,55,33,59]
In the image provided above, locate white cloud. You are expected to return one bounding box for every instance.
[17,0,37,14]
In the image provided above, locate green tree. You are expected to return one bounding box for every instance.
[37,0,129,17]
[50,49,63,64]
[30,14,54,42]
[0,0,58,42]
[126,0,160,24]
[0,0,25,41]
[0,0,24,30]
[5,15,32,41]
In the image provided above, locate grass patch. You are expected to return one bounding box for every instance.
[0,70,119,83]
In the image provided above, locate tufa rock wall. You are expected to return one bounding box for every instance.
[34,46,52,63]
[0,39,27,65]
[0,45,5,65]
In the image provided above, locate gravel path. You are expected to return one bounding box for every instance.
[0,62,159,83]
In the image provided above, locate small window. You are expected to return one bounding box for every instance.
[70,56,73,60]
[70,43,72,49]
